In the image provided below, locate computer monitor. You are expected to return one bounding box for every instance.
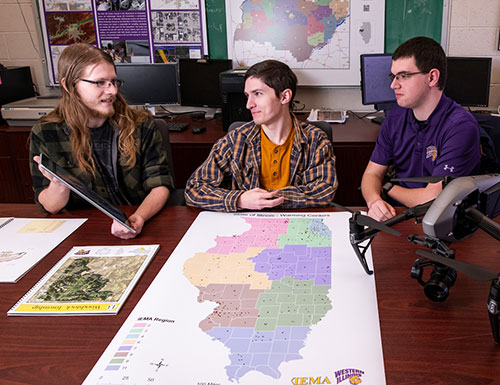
[178,59,233,108]
[115,63,179,106]
[445,57,492,107]
[360,53,397,113]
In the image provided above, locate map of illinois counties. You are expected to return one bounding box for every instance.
[184,216,332,381]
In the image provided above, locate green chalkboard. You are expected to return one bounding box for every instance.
[385,0,444,53]
[205,0,227,59]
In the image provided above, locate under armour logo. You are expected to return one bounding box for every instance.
[444,164,455,172]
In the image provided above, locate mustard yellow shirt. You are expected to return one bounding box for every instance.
[259,125,294,190]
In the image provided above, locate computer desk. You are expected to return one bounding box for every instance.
[0,114,380,206]
[0,204,499,384]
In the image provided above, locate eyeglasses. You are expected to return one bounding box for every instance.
[78,78,124,88]
[388,71,427,82]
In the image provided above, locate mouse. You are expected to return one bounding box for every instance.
[192,126,206,134]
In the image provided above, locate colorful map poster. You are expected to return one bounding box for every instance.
[37,0,208,85]
[83,212,385,385]
[226,0,385,86]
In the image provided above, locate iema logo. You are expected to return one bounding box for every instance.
[334,368,365,384]
[290,377,333,385]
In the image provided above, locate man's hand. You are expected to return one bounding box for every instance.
[34,155,68,191]
[111,213,144,239]
[237,188,285,210]
[367,199,396,222]
[33,155,71,213]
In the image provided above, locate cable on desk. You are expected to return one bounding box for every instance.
[346,110,379,119]
[293,100,306,111]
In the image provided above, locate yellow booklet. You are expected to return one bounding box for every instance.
[8,244,159,316]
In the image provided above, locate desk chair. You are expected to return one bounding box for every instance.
[227,121,248,132]
[228,120,333,142]
[154,119,185,206]
[473,113,500,173]
[306,120,333,142]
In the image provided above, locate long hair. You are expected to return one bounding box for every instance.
[42,43,150,176]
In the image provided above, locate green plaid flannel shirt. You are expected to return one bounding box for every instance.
[30,118,174,211]
[185,115,338,211]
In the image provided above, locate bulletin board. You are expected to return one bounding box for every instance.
[36,0,209,85]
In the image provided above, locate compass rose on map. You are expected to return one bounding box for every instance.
[150,358,168,372]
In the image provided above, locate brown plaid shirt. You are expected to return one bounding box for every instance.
[185,115,338,211]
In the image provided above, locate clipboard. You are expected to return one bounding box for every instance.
[39,154,136,234]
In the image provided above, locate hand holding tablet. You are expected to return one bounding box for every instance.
[38,154,136,234]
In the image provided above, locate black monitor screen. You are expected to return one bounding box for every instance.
[360,53,396,107]
[179,59,233,108]
[445,57,491,107]
[115,63,179,105]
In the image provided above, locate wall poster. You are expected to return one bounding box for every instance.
[37,0,208,85]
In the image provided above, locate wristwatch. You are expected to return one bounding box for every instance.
[382,182,394,195]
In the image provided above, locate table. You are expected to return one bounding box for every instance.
[1,204,498,384]
[0,115,380,206]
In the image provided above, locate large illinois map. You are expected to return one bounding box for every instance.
[83,212,385,385]
[184,217,332,380]
[233,0,349,64]
[226,0,385,85]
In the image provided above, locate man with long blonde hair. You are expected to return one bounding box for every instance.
[30,43,173,239]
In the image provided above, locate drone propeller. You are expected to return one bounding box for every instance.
[416,250,499,282]
[330,202,401,237]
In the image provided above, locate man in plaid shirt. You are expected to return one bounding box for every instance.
[30,43,173,239]
[185,60,337,212]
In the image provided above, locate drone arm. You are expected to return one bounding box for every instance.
[349,201,434,276]
[465,207,500,242]
[362,201,434,239]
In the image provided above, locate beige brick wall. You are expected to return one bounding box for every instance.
[448,0,500,110]
[0,0,57,96]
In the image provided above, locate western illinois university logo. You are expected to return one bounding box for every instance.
[290,368,365,384]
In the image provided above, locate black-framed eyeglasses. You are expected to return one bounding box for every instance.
[388,71,427,82]
[79,78,124,88]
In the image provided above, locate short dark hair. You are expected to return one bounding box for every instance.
[245,60,297,110]
[393,36,447,90]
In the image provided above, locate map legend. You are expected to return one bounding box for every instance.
[105,322,148,371]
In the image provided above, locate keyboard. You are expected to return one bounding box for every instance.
[164,121,189,132]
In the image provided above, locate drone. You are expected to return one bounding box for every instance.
[337,174,500,344]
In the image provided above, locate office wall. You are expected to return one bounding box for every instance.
[0,0,499,110]
[0,0,53,97]
[447,0,500,110]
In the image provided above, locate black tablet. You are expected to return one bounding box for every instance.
[39,153,136,234]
